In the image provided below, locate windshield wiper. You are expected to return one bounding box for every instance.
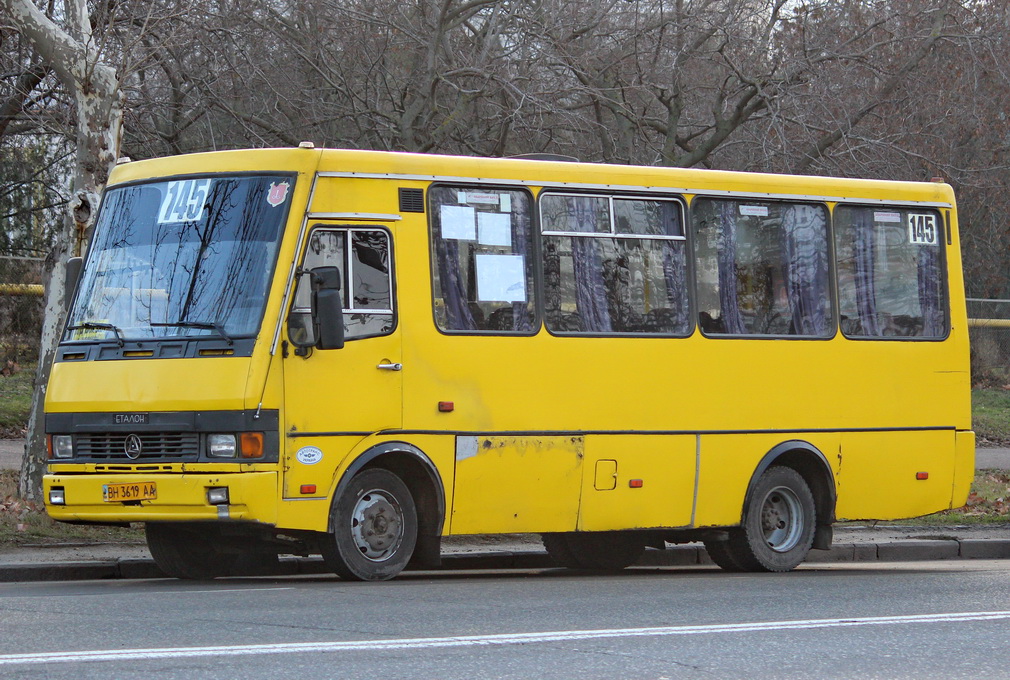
[66,322,125,347]
[151,321,233,345]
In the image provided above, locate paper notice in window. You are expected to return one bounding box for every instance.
[476,254,526,303]
[441,205,476,240]
[478,213,512,247]
[874,211,902,223]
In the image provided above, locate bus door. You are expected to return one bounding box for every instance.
[282,225,401,498]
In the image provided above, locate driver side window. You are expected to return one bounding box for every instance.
[290,227,395,344]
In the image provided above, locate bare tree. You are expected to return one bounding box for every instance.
[1,0,126,498]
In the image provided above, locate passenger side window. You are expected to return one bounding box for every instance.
[429,186,536,333]
[540,193,690,335]
[834,206,946,338]
[693,198,831,336]
[289,227,394,344]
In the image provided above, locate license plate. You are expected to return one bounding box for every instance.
[103,482,157,502]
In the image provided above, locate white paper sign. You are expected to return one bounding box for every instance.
[875,211,902,223]
[475,254,526,303]
[459,191,501,205]
[908,213,939,245]
[440,205,476,240]
[739,205,768,217]
[157,179,212,223]
[500,194,512,212]
[478,213,512,247]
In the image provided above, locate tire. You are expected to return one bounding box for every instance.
[146,522,238,579]
[321,468,418,581]
[540,531,645,571]
[706,466,816,573]
[703,535,747,572]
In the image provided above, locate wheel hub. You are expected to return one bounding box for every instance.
[350,490,403,562]
[760,486,803,553]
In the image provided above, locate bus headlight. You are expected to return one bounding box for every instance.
[51,435,73,459]
[207,434,237,458]
[49,487,66,505]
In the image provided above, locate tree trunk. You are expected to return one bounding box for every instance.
[19,83,122,500]
[2,0,124,499]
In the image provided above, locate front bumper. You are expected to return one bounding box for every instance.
[44,471,279,524]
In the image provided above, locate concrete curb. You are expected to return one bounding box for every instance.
[6,539,1010,582]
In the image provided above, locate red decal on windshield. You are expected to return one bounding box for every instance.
[267,181,290,207]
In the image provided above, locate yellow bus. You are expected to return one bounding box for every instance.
[43,148,974,579]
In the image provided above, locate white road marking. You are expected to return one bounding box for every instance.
[2,610,1008,665]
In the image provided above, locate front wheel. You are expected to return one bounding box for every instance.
[704,466,815,573]
[321,468,418,581]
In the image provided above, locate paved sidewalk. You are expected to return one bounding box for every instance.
[0,439,20,471]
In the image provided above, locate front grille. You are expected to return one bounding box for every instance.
[75,432,200,461]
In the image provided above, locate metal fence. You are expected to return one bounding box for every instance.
[967,298,1010,386]
[0,256,44,367]
[0,268,1006,383]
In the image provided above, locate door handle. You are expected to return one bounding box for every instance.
[377,362,402,371]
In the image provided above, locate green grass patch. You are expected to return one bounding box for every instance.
[0,370,32,437]
[972,388,1010,445]
[0,470,142,546]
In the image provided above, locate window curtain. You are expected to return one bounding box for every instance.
[660,202,689,332]
[715,201,746,334]
[570,197,612,332]
[852,209,881,336]
[435,238,475,330]
[782,205,829,336]
[510,201,534,332]
[917,245,944,337]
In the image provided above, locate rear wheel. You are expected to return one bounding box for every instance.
[146,522,238,579]
[541,531,645,571]
[704,466,815,573]
[321,468,418,581]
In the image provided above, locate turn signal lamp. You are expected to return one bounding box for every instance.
[240,433,264,459]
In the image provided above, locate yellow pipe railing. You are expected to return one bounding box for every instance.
[0,284,43,296]
[968,318,1010,328]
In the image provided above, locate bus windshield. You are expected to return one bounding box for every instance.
[65,175,292,343]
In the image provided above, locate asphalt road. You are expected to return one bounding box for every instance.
[2,561,1010,679]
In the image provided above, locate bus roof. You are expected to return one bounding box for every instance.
[109,147,955,207]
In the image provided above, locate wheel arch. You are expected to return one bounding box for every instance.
[742,440,837,548]
[330,441,446,566]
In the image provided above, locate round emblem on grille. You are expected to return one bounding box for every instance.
[124,434,143,459]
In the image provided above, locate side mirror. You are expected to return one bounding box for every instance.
[64,257,83,311]
[311,266,345,350]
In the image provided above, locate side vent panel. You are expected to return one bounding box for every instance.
[399,188,425,213]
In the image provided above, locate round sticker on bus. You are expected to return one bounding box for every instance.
[296,446,323,465]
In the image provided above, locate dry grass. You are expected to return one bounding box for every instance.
[0,470,143,547]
